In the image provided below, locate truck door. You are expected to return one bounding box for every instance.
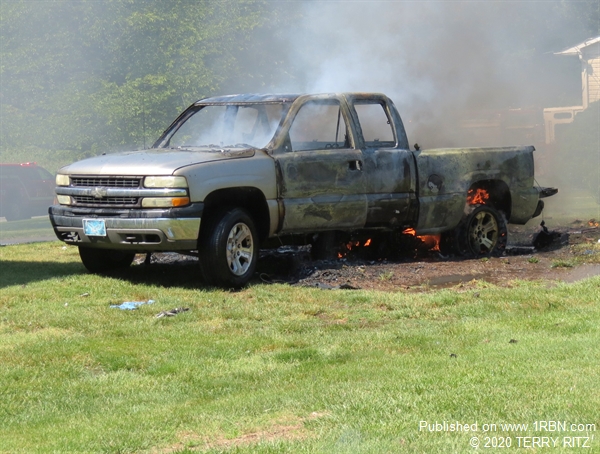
[351,98,417,228]
[275,99,367,233]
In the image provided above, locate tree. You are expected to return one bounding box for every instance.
[0,0,287,154]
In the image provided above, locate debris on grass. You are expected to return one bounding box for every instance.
[155,307,190,318]
[299,282,360,290]
[533,221,562,250]
[110,300,155,310]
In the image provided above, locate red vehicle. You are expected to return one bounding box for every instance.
[0,163,55,221]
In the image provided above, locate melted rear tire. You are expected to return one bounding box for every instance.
[443,205,507,257]
[78,247,135,273]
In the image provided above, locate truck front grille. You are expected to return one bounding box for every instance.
[68,175,142,208]
[72,195,139,207]
[71,177,141,188]
[58,175,186,209]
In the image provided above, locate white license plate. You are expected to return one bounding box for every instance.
[83,219,107,237]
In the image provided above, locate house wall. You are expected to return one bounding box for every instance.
[583,42,600,105]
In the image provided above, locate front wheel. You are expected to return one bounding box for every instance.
[198,208,259,288]
[78,247,135,273]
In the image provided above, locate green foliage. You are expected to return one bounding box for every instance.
[551,259,575,268]
[0,0,288,155]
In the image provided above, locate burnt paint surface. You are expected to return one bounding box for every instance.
[414,146,537,232]
[361,147,416,228]
[277,148,367,232]
[272,94,540,235]
[273,94,417,234]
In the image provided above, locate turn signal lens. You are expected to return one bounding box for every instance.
[171,197,190,207]
[141,197,190,208]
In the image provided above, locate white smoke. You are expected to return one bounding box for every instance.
[258,1,586,148]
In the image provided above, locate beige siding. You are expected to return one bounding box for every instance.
[583,42,600,104]
[588,57,600,103]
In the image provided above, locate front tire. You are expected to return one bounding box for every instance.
[78,247,135,273]
[198,208,259,288]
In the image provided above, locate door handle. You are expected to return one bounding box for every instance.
[348,160,363,171]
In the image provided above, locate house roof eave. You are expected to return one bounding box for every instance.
[555,36,600,56]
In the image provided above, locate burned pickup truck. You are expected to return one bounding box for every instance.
[49,93,556,287]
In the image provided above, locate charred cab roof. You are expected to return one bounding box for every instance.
[195,93,302,105]
[194,93,391,106]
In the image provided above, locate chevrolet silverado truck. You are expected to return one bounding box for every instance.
[49,93,557,287]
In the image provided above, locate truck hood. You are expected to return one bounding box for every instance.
[59,147,255,176]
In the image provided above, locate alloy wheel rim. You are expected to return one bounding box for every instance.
[468,211,498,254]
[226,222,254,276]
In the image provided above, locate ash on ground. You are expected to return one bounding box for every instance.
[132,220,599,291]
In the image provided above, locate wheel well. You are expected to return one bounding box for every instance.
[202,187,270,242]
[468,180,511,219]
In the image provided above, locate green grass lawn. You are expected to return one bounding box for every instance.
[1,242,599,453]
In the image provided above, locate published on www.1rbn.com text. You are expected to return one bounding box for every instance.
[419,420,596,449]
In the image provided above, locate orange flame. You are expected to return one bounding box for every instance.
[402,228,440,251]
[336,238,373,258]
[345,240,360,251]
[588,219,599,227]
[418,235,441,251]
[467,188,490,205]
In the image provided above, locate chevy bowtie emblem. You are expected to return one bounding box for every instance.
[91,187,108,198]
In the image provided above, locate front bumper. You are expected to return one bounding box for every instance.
[48,203,203,251]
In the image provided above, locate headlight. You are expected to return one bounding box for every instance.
[56,195,72,205]
[141,197,190,208]
[144,176,188,188]
[56,174,70,186]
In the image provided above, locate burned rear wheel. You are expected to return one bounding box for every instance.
[78,247,135,273]
[460,205,507,256]
[442,205,507,257]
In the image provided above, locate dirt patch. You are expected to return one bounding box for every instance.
[138,220,600,292]
[155,412,328,453]
[256,221,600,292]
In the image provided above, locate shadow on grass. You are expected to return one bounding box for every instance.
[112,262,203,289]
[0,258,262,291]
[0,260,85,288]
[110,254,296,290]
[0,259,209,290]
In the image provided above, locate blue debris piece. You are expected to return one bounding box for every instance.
[110,300,155,310]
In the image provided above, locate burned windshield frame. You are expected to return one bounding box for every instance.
[155,103,289,150]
